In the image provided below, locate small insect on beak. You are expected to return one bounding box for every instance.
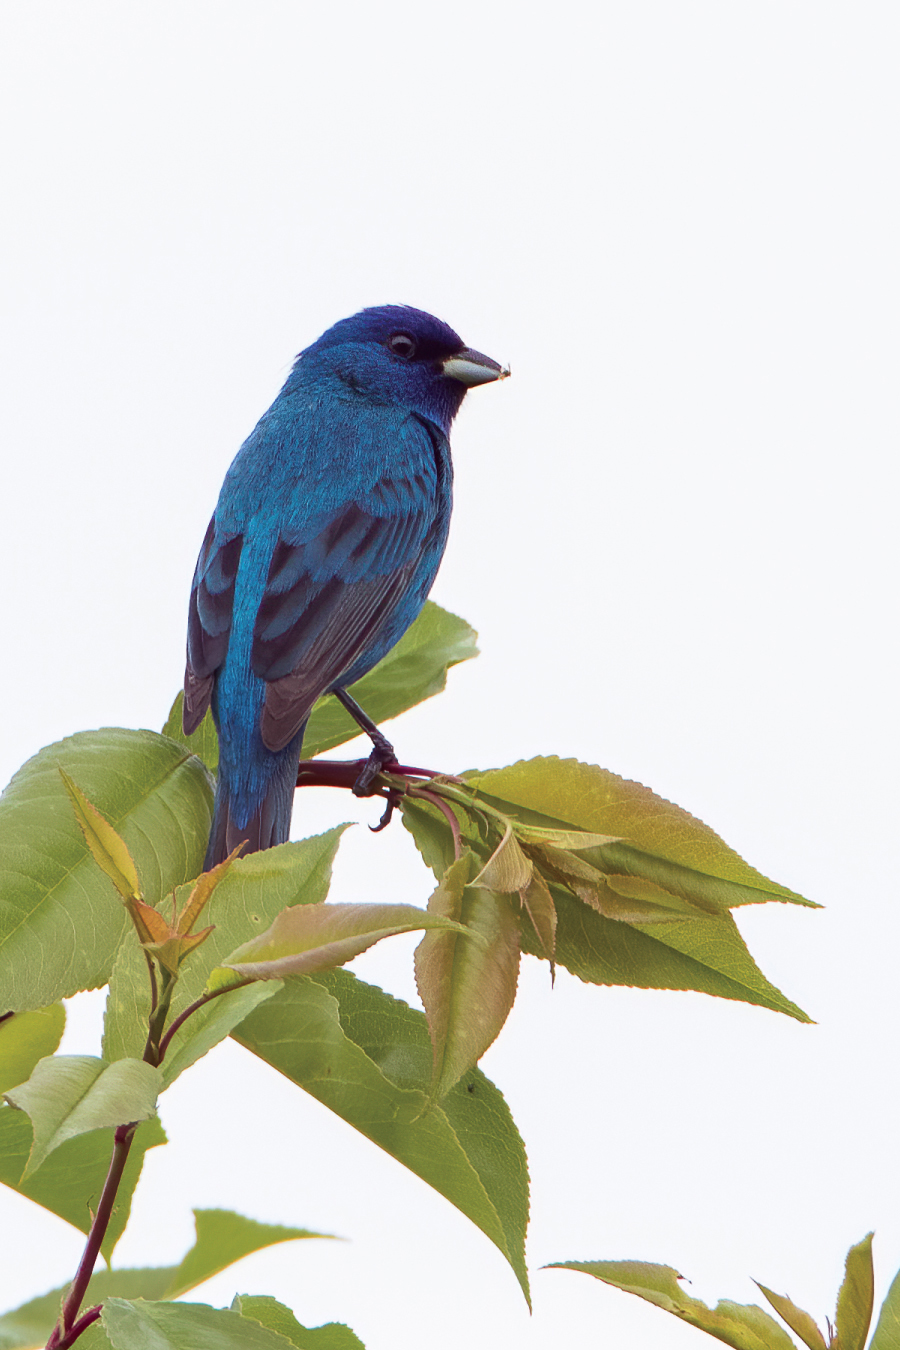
[441,347,510,387]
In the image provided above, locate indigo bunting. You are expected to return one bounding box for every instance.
[183,305,507,867]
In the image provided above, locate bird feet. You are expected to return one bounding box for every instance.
[351,729,399,797]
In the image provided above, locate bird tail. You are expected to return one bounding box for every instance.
[204,733,304,869]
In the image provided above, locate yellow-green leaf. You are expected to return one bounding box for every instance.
[219,901,476,981]
[472,824,533,893]
[176,844,244,936]
[755,1283,827,1350]
[520,870,557,960]
[416,862,521,1098]
[550,1260,797,1350]
[0,1005,65,1093]
[836,1233,875,1350]
[59,768,141,901]
[5,1055,162,1176]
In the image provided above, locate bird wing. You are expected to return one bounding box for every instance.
[254,478,444,752]
[183,518,243,734]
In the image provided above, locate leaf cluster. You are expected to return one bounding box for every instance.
[0,603,816,1347]
[552,1231,900,1350]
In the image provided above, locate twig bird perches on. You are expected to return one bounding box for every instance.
[183,305,508,868]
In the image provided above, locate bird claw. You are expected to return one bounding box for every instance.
[351,735,399,797]
[370,787,403,832]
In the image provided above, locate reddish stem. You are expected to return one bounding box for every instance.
[52,1306,102,1350]
[47,1124,135,1349]
[295,757,458,791]
[408,786,463,860]
[157,976,255,1061]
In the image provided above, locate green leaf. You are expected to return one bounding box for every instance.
[4,1056,161,1176]
[161,700,220,775]
[103,828,348,1066]
[755,1284,827,1350]
[163,1209,334,1300]
[527,885,810,1021]
[220,902,475,981]
[0,1006,65,1093]
[302,601,478,758]
[467,757,816,909]
[101,1300,300,1349]
[69,1325,111,1350]
[58,768,142,901]
[514,824,622,849]
[399,796,458,879]
[0,729,213,1012]
[471,825,532,892]
[415,861,522,1098]
[403,761,810,1017]
[232,969,530,1304]
[159,983,283,1089]
[870,1264,900,1350]
[0,1268,177,1350]
[233,1296,364,1350]
[835,1233,875,1350]
[549,1261,797,1349]
[519,870,557,960]
[0,1109,165,1261]
[0,1211,330,1347]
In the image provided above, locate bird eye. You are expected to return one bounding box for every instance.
[388,332,417,360]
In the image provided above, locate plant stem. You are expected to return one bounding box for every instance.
[295,757,460,790]
[157,976,255,1061]
[407,786,464,860]
[143,948,159,1018]
[46,1125,135,1349]
[143,968,176,1066]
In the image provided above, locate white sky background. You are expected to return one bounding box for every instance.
[1,3,898,1347]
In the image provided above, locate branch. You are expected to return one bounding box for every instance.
[47,1125,136,1348]
[157,976,255,1061]
[296,757,459,791]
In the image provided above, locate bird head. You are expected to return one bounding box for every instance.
[292,304,508,431]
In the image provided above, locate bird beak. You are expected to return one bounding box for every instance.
[441,347,510,386]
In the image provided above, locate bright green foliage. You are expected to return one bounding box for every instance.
[556,1234,897,1350]
[401,756,812,1037]
[0,729,212,1011]
[220,899,478,981]
[103,828,348,1065]
[233,1295,365,1349]
[836,1233,876,1350]
[415,854,521,1098]
[0,1209,335,1349]
[163,1209,334,1300]
[161,600,478,773]
[157,982,281,1089]
[0,1110,165,1260]
[1,602,825,1343]
[59,767,143,902]
[233,970,531,1304]
[0,1269,176,1350]
[0,1005,65,1093]
[469,758,813,907]
[101,1298,310,1349]
[755,1285,827,1349]
[4,1055,162,1176]
[871,1265,900,1350]
[548,1260,796,1349]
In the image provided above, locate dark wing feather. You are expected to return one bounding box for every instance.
[253,487,436,753]
[260,561,418,751]
[183,519,243,734]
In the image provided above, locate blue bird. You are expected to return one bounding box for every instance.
[183,305,507,868]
